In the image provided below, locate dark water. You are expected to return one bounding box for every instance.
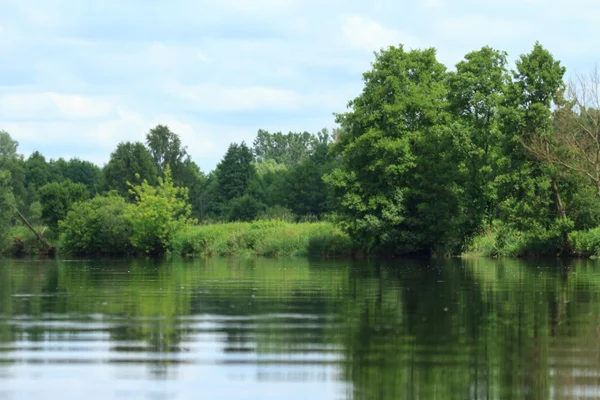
[1,257,600,399]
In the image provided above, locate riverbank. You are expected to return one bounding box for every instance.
[2,221,355,258]
[464,225,600,258]
[172,221,355,258]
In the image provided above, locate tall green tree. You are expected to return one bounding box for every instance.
[103,141,158,198]
[447,46,510,235]
[497,42,567,234]
[145,125,188,177]
[325,45,464,255]
[216,142,255,202]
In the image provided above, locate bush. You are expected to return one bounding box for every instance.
[38,180,90,230]
[226,195,264,222]
[257,206,296,222]
[59,193,132,255]
[126,166,196,255]
[571,227,600,257]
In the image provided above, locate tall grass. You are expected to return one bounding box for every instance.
[2,225,58,256]
[172,220,354,258]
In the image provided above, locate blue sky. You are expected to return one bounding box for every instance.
[1,0,599,172]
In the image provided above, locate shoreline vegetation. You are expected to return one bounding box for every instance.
[5,42,600,260]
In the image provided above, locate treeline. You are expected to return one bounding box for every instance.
[329,42,600,256]
[4,41,600,257]
[0,124,338,254]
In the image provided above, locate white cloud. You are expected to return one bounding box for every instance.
[341,15,417,52]
[437,15,531,43]
[162,81,303,111]
[0,92,116,119]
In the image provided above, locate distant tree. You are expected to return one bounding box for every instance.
[0,169,16,249]
[25,151,52,191]
[145,125,188,176]
[63,158,102,195]
[0,131,26,209]
[252,128,331,167]
[226,194,264,222]
[216,142,255,202]
[38,180,90,230]
[103,142,158,198]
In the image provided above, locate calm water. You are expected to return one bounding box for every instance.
[1,257,600,399]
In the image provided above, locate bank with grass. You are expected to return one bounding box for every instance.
[172,220,354,258]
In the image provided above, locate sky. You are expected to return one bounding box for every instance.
[1,0,599,172]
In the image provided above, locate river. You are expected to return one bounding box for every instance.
[0,257,599,399]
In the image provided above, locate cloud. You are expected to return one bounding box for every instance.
[2,0,600,173]
[0,92,116,120]
[341,15,417,52]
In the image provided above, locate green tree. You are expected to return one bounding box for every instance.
[59,193,133,255]
[447,46,510,235]
[38,180,90,230]
[0,169,16,250]
[216,142,256,203]
[25,151,52,191]
[325,45,463,255]
[497,42,567,236]
[62,158,102,195]
[145,125,188,177]
[0,131,26,209]
[126,165,196,254]
[103,141,158,198]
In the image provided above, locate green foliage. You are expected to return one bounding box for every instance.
[226,194,265,222]
[103,141,158,198]
[216,142,255,202]
[326,45,462,255]
[0,169,16,251]
[570,227,600,257]
[257,205,296,222]
[59,193,132,255]
[38,180,90,230]
[172,221,354,258]
[467,219,573,257]
[145,124,188,175]
[0,131,26,209]
[253,128,331,167]
[126,165,196,254]
[61,158,102,195]
[25,151,52,191]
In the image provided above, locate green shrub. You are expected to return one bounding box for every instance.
[173,221,354,258]
[226,195,264,222]
[257,206,296,222]
[571,227,600,257]
[126,166,196,255]
[59,193,132,255]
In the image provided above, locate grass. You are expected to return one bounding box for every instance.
[172,220,355,258]
[464,223,600,258]
[2,225,59,256]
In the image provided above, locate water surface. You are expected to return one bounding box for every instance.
[0,257,599,399]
